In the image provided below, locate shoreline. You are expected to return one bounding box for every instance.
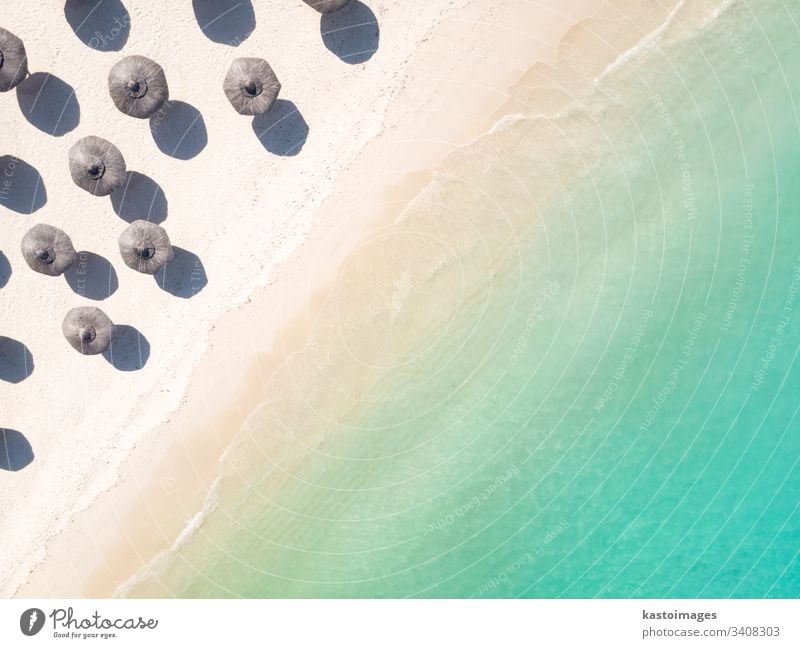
[11,0,685,597]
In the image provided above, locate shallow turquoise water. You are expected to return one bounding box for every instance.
[130,0,800,598]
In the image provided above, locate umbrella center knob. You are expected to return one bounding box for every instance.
[86,158,106,180]
[36,246,55,264]
[126,78,148,99]
[242,78,262,98]
[136,246,156,260]
[80,327,97,344]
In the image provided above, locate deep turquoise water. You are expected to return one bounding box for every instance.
[129,0,800,598]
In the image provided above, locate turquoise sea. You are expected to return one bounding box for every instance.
[129,0,800,597]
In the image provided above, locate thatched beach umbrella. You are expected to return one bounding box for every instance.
[62,306,114,355]
[303,0,352,13]
[118,220,173,274]
[108,55,169,119]
[0,27,28,92]
[69,136,127,197]
[224,58,281,116]
[20,224,77,276]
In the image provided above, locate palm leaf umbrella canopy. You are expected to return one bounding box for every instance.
[108,55,169,119]
[224,58,281,116]
[303,0,352,13]
[69,136,127,196]
[0,26,28,92]
[62,306,114,355]
[20,224,77,276]
[118,220,173,274]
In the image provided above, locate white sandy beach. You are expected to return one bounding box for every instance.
[1,0,679,597]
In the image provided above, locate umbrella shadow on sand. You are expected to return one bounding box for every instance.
[0,155,47,214]
[0,337,34,383]
[16,72,80,137]
[320,1,380,64]
[150,100,208,160]
[63,251,119,300]
[110,171,168,224]
[0,428,34,471]
[64,0,130,52]
[0,252,11,289]
[103,324,150,372]
[192,0,255,46]
[252,100,309,156]
[154,247,207,299]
